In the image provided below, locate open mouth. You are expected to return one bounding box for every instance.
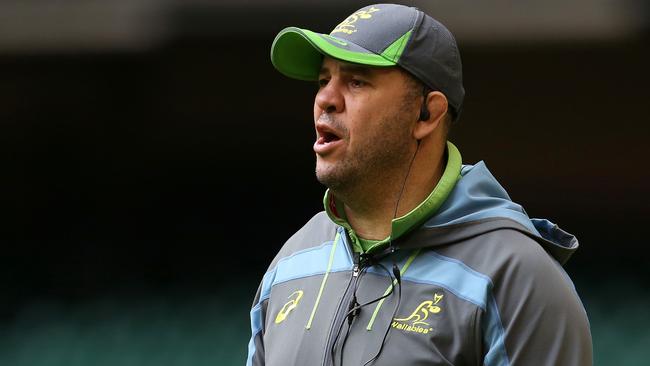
[316,123,343,144]
[314,124,343,154]
[319,130,341,144]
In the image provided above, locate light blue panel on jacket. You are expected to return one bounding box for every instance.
[247,237,353,366]
[425,162,541,236]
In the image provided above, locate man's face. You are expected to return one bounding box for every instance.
[313,57,419,192]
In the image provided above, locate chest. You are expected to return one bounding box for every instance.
[263,269,481,366]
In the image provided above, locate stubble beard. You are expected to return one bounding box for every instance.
[315,104,414,200]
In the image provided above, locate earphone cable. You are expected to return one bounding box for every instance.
[328,262,360,366]
[331,263,397,365]
[362,267,402,366]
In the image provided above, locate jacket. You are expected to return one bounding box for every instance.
[246,159,592,366]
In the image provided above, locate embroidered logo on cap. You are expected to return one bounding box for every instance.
[331,6,380,35]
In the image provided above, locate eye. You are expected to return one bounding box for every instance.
[350,78,366,88]
[318,78,329,88]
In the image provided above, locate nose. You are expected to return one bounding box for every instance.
[314,80,344,114]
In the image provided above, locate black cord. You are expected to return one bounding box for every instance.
[332,122,419,364]
[392,140,420,225]
[331,263,398,365]
[328,264,360,366]
[337,266,368,366]
[338,312,354,366]
[362,264,402,366]
[419,85,432,121]
[354,117,419,364]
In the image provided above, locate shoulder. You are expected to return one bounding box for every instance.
[433,226,587,323]
[434,226,567,283]
[433,228,591,364]
[266,211,338,270]
[430,226,583,313]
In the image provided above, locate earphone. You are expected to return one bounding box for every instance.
[418,85,432,121]
[419,101,430,121]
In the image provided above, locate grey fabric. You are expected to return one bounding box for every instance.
[246,213,592,365]
[401,218,578,265]
[325,3,464,115]
[434,229,592,365]
[329,4,417,55]
[266,212,338,271]
[397,10,464,116]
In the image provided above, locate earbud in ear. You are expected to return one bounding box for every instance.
[418,85,431,121]
[418,103,430,121]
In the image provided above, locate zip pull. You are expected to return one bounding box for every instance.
[352,252,360,277]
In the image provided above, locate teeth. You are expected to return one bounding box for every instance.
[317,126,340,144]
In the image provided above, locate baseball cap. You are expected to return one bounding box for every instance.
[270,3,464,119]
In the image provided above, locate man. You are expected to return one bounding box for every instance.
[247,4,592,366]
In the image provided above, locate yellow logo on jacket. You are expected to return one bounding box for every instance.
[392,293,444,334]
[275,290,304,324]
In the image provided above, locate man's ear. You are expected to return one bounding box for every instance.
[413,91,448,141]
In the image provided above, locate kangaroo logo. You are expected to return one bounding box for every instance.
[275,290,304,324]
[392,293,443,334]
[331,6,380,35]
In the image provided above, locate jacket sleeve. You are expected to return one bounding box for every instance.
[479,235,593,365]
[246,280,268,366]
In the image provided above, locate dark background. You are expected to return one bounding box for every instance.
[1,1,649,365]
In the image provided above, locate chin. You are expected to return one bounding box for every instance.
[315,164,335,186]
[315,164,350,191]
[315,166,331,186]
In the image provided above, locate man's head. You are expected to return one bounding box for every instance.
[270,4,463,194]
[312,56,450,191]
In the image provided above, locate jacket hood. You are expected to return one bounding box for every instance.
[398,161,579,265]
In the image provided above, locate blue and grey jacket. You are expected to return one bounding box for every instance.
[247,147,592,366]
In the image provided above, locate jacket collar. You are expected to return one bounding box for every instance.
[324,141,462,253]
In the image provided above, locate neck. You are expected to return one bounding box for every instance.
[338,139,446,240]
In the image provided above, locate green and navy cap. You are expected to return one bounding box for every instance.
[271,3,464,119]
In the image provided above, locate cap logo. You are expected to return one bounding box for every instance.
[331,6,380,35]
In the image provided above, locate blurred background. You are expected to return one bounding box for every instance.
[1,0,649,365]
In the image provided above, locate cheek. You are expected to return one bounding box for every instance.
[348,104,377,135]
[350,93,381,120]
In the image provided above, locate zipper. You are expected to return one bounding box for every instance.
[321,240,362,366]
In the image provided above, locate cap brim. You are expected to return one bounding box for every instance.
[270,27,396,81]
